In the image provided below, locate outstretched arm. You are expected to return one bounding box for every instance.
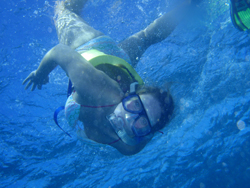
[23,44,122,105]
[118,0,192,66]
[23,44,95,91]
[22,46,58,91]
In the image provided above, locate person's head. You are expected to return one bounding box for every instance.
[113,84,174,137]
[135,85,174,133]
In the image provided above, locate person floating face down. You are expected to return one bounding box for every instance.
[21,0,201,155]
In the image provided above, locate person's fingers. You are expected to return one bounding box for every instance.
[42,76,49,84]
[22,75,32,85]
[31,83,37,91]
[38,84,42,90]
[25,80,32,90]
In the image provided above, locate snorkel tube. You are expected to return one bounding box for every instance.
[130,82,138,94]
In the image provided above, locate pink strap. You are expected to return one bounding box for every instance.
[108,138,121,145]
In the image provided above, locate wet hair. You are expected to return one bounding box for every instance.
[135,85,174,132]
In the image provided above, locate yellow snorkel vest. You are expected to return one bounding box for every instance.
[81,49,143,92]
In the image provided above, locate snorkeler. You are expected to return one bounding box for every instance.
[230,0,250,31]
[23,0,198,155]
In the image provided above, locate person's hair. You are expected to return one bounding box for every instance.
[135,85,174,132]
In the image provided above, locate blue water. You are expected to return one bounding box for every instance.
[1,0,250,187]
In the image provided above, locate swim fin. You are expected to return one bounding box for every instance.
[230,0,250,31]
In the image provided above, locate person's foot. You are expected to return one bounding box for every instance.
[64,0,88,15]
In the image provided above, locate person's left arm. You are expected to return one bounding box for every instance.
[118,0,192,66]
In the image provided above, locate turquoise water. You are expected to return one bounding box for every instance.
[1,0,250,187]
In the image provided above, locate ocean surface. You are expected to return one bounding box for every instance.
[1,0,250,187]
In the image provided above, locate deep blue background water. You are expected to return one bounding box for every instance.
[1,0,250,187]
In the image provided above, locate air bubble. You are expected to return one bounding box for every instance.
[237,120,246,130]
[48,27,52,33]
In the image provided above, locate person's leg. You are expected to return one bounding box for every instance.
[54,0,104,49]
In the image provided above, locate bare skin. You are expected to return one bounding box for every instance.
[23,0,193,155]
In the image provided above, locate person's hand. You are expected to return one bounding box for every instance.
[22,70,49,91]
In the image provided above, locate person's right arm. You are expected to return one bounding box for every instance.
[23,43,105,92]
[23,44,123,105]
